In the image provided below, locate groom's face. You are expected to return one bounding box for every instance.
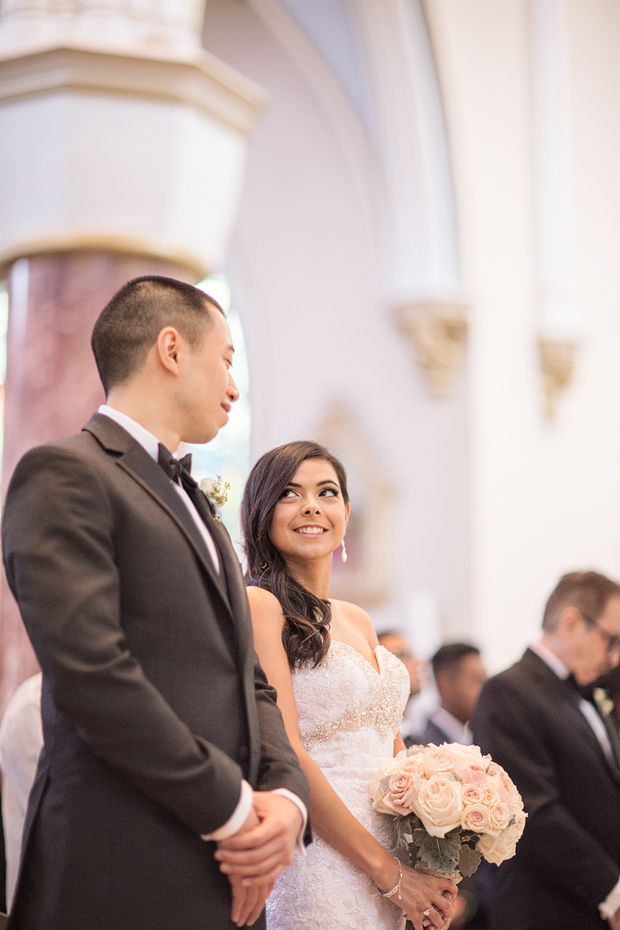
[569,595,620,685]
[175,308,239,444]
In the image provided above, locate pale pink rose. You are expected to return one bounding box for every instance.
[477,810,527,865]
[419,745,459,778]
[486,763,523,810]
[461,802,491,833]
[488,802,512,835]
[488,774,510,803]
[412,773,463,838]
[457,763,488,785]
[385,770,420,815]
[461,784,485,806]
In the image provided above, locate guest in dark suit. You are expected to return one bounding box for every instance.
[424,643,487,747]
[473,570,620,930]
[1,276,310,930]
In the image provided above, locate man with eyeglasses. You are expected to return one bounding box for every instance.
[473,570,620,930]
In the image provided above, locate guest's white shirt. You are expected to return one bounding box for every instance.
[427,706,472,745]
[530,640,620,920]
[0,673,43,910]
[98,406,307,844]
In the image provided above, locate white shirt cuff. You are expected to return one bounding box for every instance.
[273,788,308,855]
[599,875,620,920]
[200,779,253,842]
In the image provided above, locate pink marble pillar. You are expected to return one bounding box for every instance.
[0,250,197,711]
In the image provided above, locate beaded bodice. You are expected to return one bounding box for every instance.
[293,641,409,758]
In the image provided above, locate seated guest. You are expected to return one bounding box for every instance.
[473,570,620,930]
[378,630,424,746]
[424,643,487,745]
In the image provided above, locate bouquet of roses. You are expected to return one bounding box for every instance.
[370,743,526,925]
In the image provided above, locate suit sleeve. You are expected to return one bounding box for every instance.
[2,445,244,837]
[472,675,620,909]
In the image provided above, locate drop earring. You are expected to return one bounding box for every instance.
[340,536,348,563]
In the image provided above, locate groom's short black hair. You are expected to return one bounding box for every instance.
[542,570,620,632]
[91,275,223,395]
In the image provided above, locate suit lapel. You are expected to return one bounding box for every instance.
[83,414,232,612]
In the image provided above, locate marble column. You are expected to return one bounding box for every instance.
[0,251,198,709]
[0,0,265,710]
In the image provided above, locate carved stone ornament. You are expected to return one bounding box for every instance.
[538,338,577,420]
[394,301,469,395]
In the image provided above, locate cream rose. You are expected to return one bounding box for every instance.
[487,802,512,835]
[461,802,491,833]
[419,745,459,778]
[477,810,527,865]
[461,784,485,806]
[412,773,463,837]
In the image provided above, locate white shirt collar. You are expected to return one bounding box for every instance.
[529,639,570,680]
[430,707,473,744]
[98,405,162,462]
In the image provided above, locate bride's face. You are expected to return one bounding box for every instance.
[269,458,350,565]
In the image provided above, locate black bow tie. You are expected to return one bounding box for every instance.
[157,444,196,489]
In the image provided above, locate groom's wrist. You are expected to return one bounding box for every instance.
[200,779,253,841]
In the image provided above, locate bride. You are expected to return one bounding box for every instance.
[237,441,456,930]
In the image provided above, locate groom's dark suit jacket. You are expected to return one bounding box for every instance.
[1,414,309,930]
[472,648,620,930]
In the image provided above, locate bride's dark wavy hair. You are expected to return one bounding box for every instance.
[241,440,350,670]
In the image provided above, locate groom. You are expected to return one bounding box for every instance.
[2,276,310,930]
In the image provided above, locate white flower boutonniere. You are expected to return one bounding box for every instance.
[199,476,231,521]
[593,687,614,717]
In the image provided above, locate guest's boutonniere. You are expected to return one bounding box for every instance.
[593,687,614,717]
[199,476,231,522]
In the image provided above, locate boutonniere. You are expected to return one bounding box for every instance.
[593,687,614,717]
[199,476,231,522]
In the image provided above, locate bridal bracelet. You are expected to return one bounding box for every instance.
[381,860,402,902]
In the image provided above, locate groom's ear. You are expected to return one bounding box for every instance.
[155,327,183,376]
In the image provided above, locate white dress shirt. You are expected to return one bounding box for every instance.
[98,406,307,844]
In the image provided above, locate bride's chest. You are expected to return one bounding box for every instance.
[292,642,409,746]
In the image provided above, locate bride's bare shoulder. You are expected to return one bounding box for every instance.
[331,598,378,646]
[246,585,285,624]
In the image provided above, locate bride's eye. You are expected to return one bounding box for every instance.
[280,488,297,499]
[319,486,339,497]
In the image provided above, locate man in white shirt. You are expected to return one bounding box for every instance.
[424,643,487,746]
[2,276,309,930]
[473,570,620,930]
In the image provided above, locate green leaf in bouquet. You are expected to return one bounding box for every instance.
[458,843,482,878]
[395,813,421,849]
[405,744,425,757]
[410,829,460,875]
[379,776,391,795]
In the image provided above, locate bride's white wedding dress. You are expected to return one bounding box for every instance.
[266,640,410,930]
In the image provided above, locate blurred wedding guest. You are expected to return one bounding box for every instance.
[378,631,424,747]
[424,644,487,746]
[473,570,620,930]
[0,673,43,910]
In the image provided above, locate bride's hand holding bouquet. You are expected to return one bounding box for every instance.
[371,742,526,930]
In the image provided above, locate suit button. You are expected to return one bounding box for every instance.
[237,745,248,761]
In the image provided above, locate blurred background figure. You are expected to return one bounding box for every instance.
[424,643,487,746]
[0,673,42,910]
[378,630,424,747]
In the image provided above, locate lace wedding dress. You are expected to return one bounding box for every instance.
[266,641,410,930]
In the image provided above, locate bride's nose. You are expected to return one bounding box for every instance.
[302,499,321,514]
